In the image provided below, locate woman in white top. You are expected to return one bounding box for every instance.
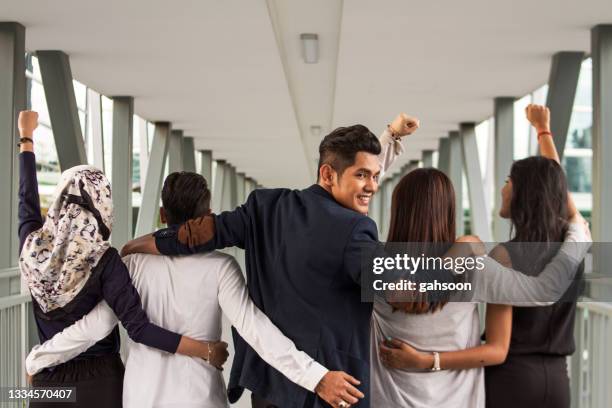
[372,167,513,408]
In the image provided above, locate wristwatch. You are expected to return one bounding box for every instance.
[431,352,441,371]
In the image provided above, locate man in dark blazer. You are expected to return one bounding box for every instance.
[122,115,419,408]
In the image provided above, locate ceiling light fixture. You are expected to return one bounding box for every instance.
[310,125,322,137]
[300,33,319,64]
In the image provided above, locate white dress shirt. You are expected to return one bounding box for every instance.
[26,251,328,408]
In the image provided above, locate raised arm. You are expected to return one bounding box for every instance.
[17,111,43,252]
[217,257,364,406]
[525,104,578,217]
[378,113,420,179]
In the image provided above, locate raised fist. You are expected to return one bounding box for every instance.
[18,110,39,137]
[390,113,420,137]
[525,104,550,133]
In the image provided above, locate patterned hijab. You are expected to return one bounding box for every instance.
[20,165,114,313]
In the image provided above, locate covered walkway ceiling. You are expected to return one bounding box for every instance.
[3,0,612,187]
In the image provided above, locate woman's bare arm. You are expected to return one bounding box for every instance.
[525,104,578,218]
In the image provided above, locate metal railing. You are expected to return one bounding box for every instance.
[571,301,612,408]
[0,292,31,408]
[0,268,611,408]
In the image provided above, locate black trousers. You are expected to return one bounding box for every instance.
[30,353,124,408]
[485,354,570,408]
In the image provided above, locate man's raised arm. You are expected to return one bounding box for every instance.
[378,113,420,179]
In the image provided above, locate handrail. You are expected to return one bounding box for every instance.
[577,299,612,316]
[0,267,19,279]
[0,293,31,309]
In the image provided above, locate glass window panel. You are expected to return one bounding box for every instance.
[513,94,531,159]
[102,96,114,181]
[564,57,592,213]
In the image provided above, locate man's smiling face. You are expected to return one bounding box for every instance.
[327,152,381,215]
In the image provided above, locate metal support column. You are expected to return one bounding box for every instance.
[236,172,246,205]
[110,97,134,248]
[212,160,226,213]
[438,137,450,174]
[199,150,212,185]
[592,25,612,296]
[545,51,585,160]
[168,129,183,173]
[245,177,256,198]
[422,150,434,168]
[448,131,464,235]
[226,164,238,210]
[182,137,196,172]
[380,179,393,239]
[37,50,86,170]
[493,97,514,241]
[369,186,381,229]
[135,122,169,236]
[0,23,25,270]
[460,123,492,241]
[407,160,419,174]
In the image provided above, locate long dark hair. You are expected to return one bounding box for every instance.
[386,168,456,312]
[387,168,456,244]
[509,156,569,243]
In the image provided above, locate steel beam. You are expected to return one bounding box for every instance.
[212,160,226,213]
[592,25,612,243]
[236,172,246,205]
[37,50,86,170]
[545,51,585,160]
[110,96,134,248]
[182,137,196,172]
[460,123,492,241]
[449,131,464,235]
[422,150,434,168]
[199,150,212,185]
[0,22,25,269]
[438,137,450,174]
[168,129,183,173]
[226,164,238,210]
[493,97,514,241]
[592,25,612,299]
[135,122,169,236]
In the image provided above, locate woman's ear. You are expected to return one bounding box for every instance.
[319,164,336,187]
[160,207,167,224]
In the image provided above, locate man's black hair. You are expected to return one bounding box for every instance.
[317,124,381,179]
[161,172,211,225]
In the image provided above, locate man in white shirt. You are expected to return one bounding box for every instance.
[26,172,363,408]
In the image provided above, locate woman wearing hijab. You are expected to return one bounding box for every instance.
[17,111,227,408]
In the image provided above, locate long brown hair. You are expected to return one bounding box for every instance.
[387,168,456,244]
[385,168,456,312]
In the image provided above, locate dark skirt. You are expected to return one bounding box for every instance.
[30,353,124,408]
[485,354,570,408]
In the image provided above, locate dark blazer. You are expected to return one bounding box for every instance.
[155,184,378,408]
